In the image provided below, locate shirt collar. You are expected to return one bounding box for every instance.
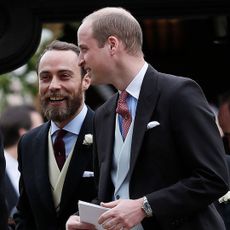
[4,151,18,166]
[126,62,148,100]
[50,104,87,136]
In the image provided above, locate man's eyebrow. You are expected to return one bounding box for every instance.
[78,44,86,48]
[58,69,73,73]
[39,70,50,75]
[39,70,74,75]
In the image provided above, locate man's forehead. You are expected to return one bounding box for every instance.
[78,21,93,36]
[38,51,79,73]
[40,50,78,62]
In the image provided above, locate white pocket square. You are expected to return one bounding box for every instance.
[147,121,160,129]
[219,191,230,203]
[83,171,94,177]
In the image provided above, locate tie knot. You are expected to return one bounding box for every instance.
[116,91,130,118]
[56,129,67,139]
[118,91,128,103]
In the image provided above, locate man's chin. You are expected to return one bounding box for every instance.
[44,108,68,121]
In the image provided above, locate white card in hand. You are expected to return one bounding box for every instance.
[78,200,109,230]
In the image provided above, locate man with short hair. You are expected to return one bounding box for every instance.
[14,40,97,230]
[66,7,229,230]
[0,104,43,219]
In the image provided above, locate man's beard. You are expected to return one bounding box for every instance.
[40,87,83,123]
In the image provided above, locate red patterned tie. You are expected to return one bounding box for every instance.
[53,129,67,170]
[116,91,132,140]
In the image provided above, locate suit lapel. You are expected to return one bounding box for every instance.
[97,66,160,197]
[59,108,94,212]
[97,96,117,199]
[33,122,56,216]
[101,96,117,152]
[130,66,160,175]
[5,173,18,212]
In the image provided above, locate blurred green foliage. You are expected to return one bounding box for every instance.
[0,23,79,112]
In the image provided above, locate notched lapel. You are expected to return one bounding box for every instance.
[60,108,94,212]
[97,95,117,162]
[96,95,117,194]
[130,66,160,174]
[33,122,56,215]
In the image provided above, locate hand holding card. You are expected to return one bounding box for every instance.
[78,200,109,230]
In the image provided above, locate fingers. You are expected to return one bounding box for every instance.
[100,216,129,230]
[65,215,96,230]
[101,199,120,208]
[99,199,144,230]
[99,200,120,224]
[66,215,79,230]
[101,217,115,229]
[101,220,125,230]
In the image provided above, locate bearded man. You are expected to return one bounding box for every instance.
[13,40,97,230]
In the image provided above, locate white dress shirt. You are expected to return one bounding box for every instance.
[5,151,20,195]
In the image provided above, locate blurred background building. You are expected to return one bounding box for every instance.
[0,0,230,111]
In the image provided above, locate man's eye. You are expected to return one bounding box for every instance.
[40,75,50,81]
[61,73,71,79]
[80,47,87,52]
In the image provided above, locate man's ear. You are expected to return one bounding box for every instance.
[107,36,119,54]
[82,73,91,90]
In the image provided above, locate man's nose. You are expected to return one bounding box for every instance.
[78,53,84,66]
[49,77,61,90]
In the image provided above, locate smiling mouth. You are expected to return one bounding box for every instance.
[49,96,65,103]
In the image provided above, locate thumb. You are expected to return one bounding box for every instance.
[100,200,119,208]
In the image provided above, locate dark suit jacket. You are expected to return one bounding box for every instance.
[215,154,230,230]
[0,133,8,230]
[14,107,97,230]
[5,172,18,217]
[93,65,229,230]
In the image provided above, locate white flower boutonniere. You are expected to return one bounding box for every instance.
[83,134,93,146]
[219,191,230,203]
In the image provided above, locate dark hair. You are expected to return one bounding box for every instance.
[36,40,86,76]
[0,105,36,148]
